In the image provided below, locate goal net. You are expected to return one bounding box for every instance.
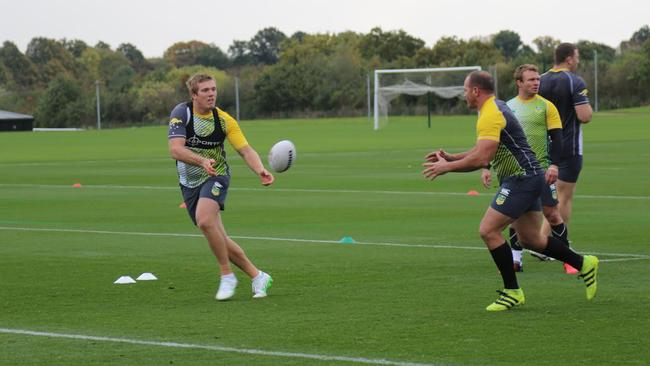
[373,66,481,130]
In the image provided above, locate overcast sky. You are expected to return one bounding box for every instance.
[2,0,648,58]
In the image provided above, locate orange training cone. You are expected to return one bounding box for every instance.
[72,183,82,188]
[467,190,479,196]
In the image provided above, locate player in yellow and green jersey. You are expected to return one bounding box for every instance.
[481,64,576,274]
[422,71,598,311]
[168,73,274,301]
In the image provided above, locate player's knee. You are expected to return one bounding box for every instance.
[478,226,498,243]
[543,207,563,225]
[196,216,216,232]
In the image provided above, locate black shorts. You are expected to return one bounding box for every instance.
[541,182,559,207]
[558,155,583,183]
[491,174,545,219]
[180,175,230,225]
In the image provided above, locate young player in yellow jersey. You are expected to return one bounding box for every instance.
[481,64,577,274]
[168,74,274,301]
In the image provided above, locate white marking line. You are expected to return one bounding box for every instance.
[0,328,436,366]
[1,226,649,259]
[1,183,649,200]
[599,257,650,263]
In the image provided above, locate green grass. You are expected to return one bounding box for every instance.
[0,110,649,365]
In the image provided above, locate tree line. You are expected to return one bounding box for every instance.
[0,26,649,127]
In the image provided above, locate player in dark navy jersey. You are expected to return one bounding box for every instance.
[422,71,599,311]
[539,43,593,230]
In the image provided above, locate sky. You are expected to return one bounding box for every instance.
[1,0,648,58]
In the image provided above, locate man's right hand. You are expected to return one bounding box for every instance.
[201,158,217,176]
[481,169,492,188]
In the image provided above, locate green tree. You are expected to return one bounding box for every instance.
[195,44,230,69]
[164,41,228,68]
[117,43,150,73]
[0,41,39,89]
[61,39,89,57]
[35,76,90,127]
[576,41,616,62]
[359,27,424,64]
[492,30,522,60]
[247,27,287,65]
[25,37,76,83]
[532,36,560,69]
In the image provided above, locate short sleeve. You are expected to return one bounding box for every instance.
[573,76,590,106]
[168,103,188,139]
[476,112,505,142]
[219,109,249,150]
[544,99,563,130]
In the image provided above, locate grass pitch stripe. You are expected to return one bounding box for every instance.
[1,183,649,200]
[1,226,650,259]
[0,328,437,366]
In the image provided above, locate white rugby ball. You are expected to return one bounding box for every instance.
[268,140,296,173]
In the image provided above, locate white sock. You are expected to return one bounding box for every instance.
[221,273,236,281]
[512,250,523,263]
[253,271,265,281]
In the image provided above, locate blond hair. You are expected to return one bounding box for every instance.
[185,73,215,96]
[514,64,539,82]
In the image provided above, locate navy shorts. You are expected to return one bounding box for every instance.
[541,182,559,207]
[558,155,583,183]
[491,174,545,219]
[180,175,230,225]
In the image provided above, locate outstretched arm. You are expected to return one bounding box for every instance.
[422,140,498,181]
[237,145,274,186]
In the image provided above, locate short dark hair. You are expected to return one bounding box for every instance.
[514,64,539,81]
[467,71,494,93]
[555,43,577,64]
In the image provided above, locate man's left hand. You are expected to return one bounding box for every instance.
[422,152,449,181]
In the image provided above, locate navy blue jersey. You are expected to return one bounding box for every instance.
[539,68,590,157]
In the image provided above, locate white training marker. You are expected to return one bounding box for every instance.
[136,273,158,281]
[114,276,136,284]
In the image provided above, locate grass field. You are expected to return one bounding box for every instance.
[1,107,649,365]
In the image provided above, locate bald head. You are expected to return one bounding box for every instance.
[466,71,495,93]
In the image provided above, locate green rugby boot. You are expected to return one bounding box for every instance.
[486,288,525,311]
[578,255,599,300]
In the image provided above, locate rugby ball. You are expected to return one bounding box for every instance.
[268,140,296,173]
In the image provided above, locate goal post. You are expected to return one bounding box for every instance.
[373,66,482,130]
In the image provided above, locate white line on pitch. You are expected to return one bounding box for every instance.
[1,226,649,259]
[1,183,649,200]
[598,257,650,263]
[0,328,436,366]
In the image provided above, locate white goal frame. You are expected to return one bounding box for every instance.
[373,66,482,130]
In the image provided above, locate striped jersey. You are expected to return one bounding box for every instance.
[506,95,562,169]
[539,68,590,157]
[477,96,542,181]
[168,103,249,188]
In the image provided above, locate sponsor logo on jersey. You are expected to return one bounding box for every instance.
[170,117,183,125]
[579,88,589,96]
[187,136,218,147]
[211,182,223,196]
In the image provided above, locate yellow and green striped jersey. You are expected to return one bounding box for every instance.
[168,103,249,188]
[506,95,562,169]
[477,96,542,181]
